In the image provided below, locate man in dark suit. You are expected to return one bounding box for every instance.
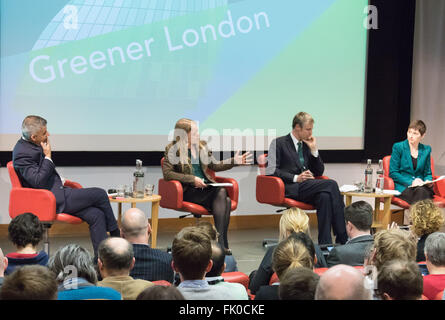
[326,201,374,266]
[266,112,347,244]
[121,208,174,283]
[12,115,119,256]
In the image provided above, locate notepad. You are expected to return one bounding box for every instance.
[208,183,233,187]
[408,175,445,188]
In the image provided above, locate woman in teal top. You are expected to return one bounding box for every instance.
[389,120,434,204]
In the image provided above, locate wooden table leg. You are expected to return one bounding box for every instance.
[117,202,122,228]
[150,200,159,248]
[374,197,380,226]
[345,195,352,206]
[382,197,392,228]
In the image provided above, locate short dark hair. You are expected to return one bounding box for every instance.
[376,260,423,300]
[0,265,57,300]
[98,237,134,271]
[136,285,185,300]
[344,201,373,231]
[292,112,314,129]
[172,227,212,280]
[279,267,320,300]
[206,241,226,277]
[8,212,43,248]
[408,120,426,135]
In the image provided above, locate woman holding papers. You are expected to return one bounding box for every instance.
[162,118,252,253]
[389,120,434,204]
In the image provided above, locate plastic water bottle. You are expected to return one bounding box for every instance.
[375,159,384,193]
[132,159,145,198]
[364,159,373,193]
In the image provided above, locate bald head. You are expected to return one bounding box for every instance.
[315,265,372,300]
[121,208,150,242]
[98,237,134,275]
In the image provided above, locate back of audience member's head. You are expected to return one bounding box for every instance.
[206,241,226,277]
[48,243,98,285]
[424,232,445,267]
[273,233,314,280]
[0,248,8,277]
[290,231,316,264]
[279,207,310,241]
[410,200,444,237]
[375,259,423,300]
[279,267,320,300]
[8,212,43,249]
[98,237,134,274]
[371,228,417,271]
[0,265,57,300]
[344,201,373,231]
[196,221,219,241]
[136,285,185,300]
[315,264,371,300]
[120,208,151,240]
[172,226,212,280]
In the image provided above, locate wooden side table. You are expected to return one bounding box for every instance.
[341,192,393,230]
[109,194,161,248]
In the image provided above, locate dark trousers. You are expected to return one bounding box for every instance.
[63,187,118,255]
[286,179,348,245]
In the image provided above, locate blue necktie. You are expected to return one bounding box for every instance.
[298,141,305,169]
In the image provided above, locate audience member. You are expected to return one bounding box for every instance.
[97,237,153,300]
[422,232,445,300]
[315,264,372,300]
[326,201,374,267]
[48,244,121,300]
[278,267,320,300]
[120,208,174,283]
[249,208,326,294]
[409,199,444,262]
[255,232,315,300]
[136,285,185,300]
[375,259,423,300]
[5,212,48,275]
[205,241,248,299]
[196,220,238,272]
[171,226,236,299]
[0,265,57,300]
[0,248,8,288]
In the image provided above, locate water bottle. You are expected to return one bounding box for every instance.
[364,159,373,193]
[375,159,384,193]
[132,159,145,198]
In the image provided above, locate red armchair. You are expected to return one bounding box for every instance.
[7,161,83,254]
[158,157,239,218]
[382,156,445,209]
[221,271,250,290]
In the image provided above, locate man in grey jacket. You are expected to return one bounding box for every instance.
[326,201,374,267]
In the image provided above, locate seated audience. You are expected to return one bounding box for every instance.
[326,201,374,267]
[249,207,326,294]
[48,244,121,300]
[197,220,238,272]
[5,212,48,275]
[422,232,445,300]
[97,237,153,300]
[0,248,8,288]
[278,267,320,300]
[315,264,372,300]
[136,285,185,300]
[409,199,444,262]
[375,259,423,300]
[255,232,315,300]
[204,241,248,300]
[171,226,237,300]
[0,265,57,300]
[120,208,174,283]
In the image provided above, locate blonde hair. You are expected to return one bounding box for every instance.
[372,229,417,271]
[272,236,313,279]
[279,208,310,241]
[410,200,444,237]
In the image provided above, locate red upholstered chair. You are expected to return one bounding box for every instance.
[158,157,239,219]
[382,155,445,209]
[152,280,172,286]
[221,271,250,290]
[7,161,83,254]
[269,272,279,285]
[313,267,329,275]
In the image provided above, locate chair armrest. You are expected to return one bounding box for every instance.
[256,175,285,205]
[221,271,249,290]
[316,175,329,180]
[159,179,183,209]
[214,176,239,204]
[64,180,82,189]
[433,175,445,197]
[384,176,395,190]
[9,188,57,222]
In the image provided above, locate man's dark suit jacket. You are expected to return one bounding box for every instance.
[326,234,374,267]
[266,134,324,197]
[12,138,66,213]
[130,244,174,283]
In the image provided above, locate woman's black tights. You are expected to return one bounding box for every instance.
[211,188,231,249]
